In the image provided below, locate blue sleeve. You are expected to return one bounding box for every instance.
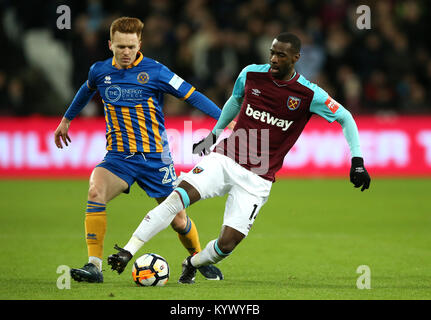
[212,96,242,136]
[158,64,221,119]
[64,82,96,120]
[336,108,362,158]
[158,64,195,99]
[309,85,344,122]
[232,67,249,98]
[297,75,343,122]
[186,91,221,119]
[87,63,98,90]
[298,75,362,157]
[232,64,271,98]
[64,64,98,120]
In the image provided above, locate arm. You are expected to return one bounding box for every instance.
[158,66,222,119]
[192,95,242,155]
[184,90,221,120]
[64,81,97,121]
[192,65,251,156]
[212,96,242,137]
[335,108,362,158]
[335,108,370,192]
[54,81,96,148]
[54,117,72,149]
[306,79,370,191]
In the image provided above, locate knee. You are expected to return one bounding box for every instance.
[88,184,104,203]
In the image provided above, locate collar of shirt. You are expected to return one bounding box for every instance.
[112,51,144,70]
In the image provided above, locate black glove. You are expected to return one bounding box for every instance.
[350,157,371,192]
[192,132,217,156]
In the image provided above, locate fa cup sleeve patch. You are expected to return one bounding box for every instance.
[324,96,340,113]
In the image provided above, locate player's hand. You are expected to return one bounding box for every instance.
[227,120,236,131]
[54,117,72,149]
[192,132,217,156]
[350,157,371,191]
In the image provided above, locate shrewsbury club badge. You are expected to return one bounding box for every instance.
[137,72,149,84]
[287,96,301,110]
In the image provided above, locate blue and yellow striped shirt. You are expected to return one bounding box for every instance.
[86,52,198,153]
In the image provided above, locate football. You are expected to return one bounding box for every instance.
[132,253,169,287]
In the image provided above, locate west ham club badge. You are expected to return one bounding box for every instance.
[287,96,301,110]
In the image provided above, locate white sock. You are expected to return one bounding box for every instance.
[88,256,102,271]
[124,235,145,256]
[132,191,184,244]
[191,239,230,267]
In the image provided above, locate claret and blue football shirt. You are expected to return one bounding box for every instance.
[215,64,360,181]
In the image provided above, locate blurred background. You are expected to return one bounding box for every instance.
[1,0,431,179]
[1,1,430,301]
[0,0,431,302]
[1,0,430,118]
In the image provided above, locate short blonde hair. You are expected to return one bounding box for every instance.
[110,17,144,40]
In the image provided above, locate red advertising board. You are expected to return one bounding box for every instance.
[0,115,430,179]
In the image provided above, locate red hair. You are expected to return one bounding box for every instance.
[110,17,144,40]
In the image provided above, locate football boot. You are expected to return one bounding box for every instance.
[178,256,197,284]
[107,244,133,274]
[198,264,224,280]
[70,263,103,283]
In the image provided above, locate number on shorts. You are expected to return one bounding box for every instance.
[249,204,258,220]
[159,164,177,184]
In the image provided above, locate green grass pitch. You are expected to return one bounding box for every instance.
[0,178,430,300]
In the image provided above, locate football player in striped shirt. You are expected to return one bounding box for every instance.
[106,32,371,284]
[54,17,224,283]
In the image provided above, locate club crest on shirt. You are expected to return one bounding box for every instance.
[287,96,301,110]
[192,166,204,174]
[137,71,149,84]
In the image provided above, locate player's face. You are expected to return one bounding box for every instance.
[269,39,300,80]
[109,31,141,69]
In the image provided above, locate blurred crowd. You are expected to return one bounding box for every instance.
[1,0,431,117]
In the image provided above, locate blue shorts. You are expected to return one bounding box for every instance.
[96,151,177,198]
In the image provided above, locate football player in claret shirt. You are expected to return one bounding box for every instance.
[54,17,225,283]
[107,32,371,283]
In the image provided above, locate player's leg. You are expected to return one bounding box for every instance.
[166,203,224,280]
[178,226,245,284]
[71,166,129,283]
[107,153,230,274]
[108,180,201,273]
[192,225,245,265]
[174,210,200,254]
[85,167,128,266]
[179,163,272,284]
[154,196,201,255]
[113,154,202,259]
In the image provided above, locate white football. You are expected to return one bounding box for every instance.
[132,253,169,287]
